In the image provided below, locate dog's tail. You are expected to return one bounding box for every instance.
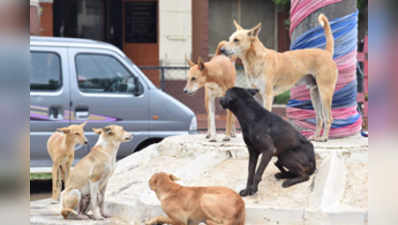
[318,14,334,56]
[61,208,79,219]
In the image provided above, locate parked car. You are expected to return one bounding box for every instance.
[30,36,197,172]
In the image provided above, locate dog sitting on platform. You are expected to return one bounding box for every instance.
[60,125,132,220]
[220,87,316,196]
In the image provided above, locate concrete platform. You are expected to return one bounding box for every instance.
[30,134,368,225]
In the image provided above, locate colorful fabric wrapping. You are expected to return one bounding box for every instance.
[287,10,362,138]
[290,0,343,35]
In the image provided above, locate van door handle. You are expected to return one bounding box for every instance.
[75,107,89,120]
[49,106,64,120]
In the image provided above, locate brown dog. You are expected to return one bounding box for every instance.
[47,122,88,202]
[221,14,338,142]
[145,172,245,225]
[60,125,133,220]
[184,41,237,142]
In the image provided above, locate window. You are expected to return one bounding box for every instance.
[76,54,139,94]
[30,52,62,91]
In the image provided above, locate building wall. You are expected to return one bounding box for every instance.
[208,0,276,53]
[159,0,192,66]
[39,0,54,36]
[30,0,40,35]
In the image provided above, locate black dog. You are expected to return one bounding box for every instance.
[220,87,316,196]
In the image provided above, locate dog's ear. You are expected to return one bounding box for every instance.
[247,88,259,96]
[103,127,114,136]
[248,22,262,37]
[233,19,243,30]
[186,56,195,67]
[197,57,205,71]
[57,127,70,134]
[92,128,102,135]
[169,174,180,182]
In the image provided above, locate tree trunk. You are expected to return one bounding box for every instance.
[291,0,357,42]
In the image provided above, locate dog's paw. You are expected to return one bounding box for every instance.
[208,138,217,142]
[274,172,285,180]
[77,214,90,220]
[309,136,328,142]
[222,136,231,142]
[282,180,296,188]
[239,186,258,196]
[205,134,211,139]
[91,214,105,220]
[50,199,59,204]
[231,133,237,138]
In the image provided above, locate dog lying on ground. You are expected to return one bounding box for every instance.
[184,41,237,142]
[220,88,316,196]
[221,14,338,142]
[145,172,245,225]
[47,122,88,202]
[60,125,132,220]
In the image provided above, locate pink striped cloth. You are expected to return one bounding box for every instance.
[290,0,343,35]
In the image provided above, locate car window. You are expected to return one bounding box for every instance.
[30,52,62,91]
[75,54,140,94]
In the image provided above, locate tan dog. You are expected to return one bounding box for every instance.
[221,14,338,142]
[47,122,88,202]
[60,125,132,220]
[184,41,237,142]
[145,172,245,225]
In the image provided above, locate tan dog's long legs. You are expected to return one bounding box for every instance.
[309,86,323,139]
[51,164,62,201]
[204,87,211,139]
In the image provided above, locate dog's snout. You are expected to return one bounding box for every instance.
[183,89,188,94]
[220,47,226,54]
[84,140,88,145]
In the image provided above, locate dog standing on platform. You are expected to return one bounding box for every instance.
[47,122,88,202]
[145,172,245,225]
[220,88,316,197]
[60,125,132,220]
[184,41,237,142]
[221,14,338,142]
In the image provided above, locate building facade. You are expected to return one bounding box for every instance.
[30,0,288,86]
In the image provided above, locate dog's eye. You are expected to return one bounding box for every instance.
[75,133,80,136]
[234,38,239,42]
[191,77,196,81]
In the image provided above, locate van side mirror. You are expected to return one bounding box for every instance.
[132,76,143,96]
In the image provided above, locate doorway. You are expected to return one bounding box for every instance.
[122,0,159,86]
[53,0,123,49]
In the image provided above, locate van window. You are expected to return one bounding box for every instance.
[30,52,62,91]
[75,54,138,94]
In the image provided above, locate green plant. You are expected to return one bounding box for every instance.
[274,91,290,105]
[30,173,52,180]
[272,0,290,6]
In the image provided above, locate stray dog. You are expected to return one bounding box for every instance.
[145,172,245,225]
[47,122,88,202]
[184,41,237,142]
[221,14,338,142]
[220,88,316,196]
[60,125,132,220]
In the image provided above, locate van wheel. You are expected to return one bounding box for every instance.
[134,138,163,152]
